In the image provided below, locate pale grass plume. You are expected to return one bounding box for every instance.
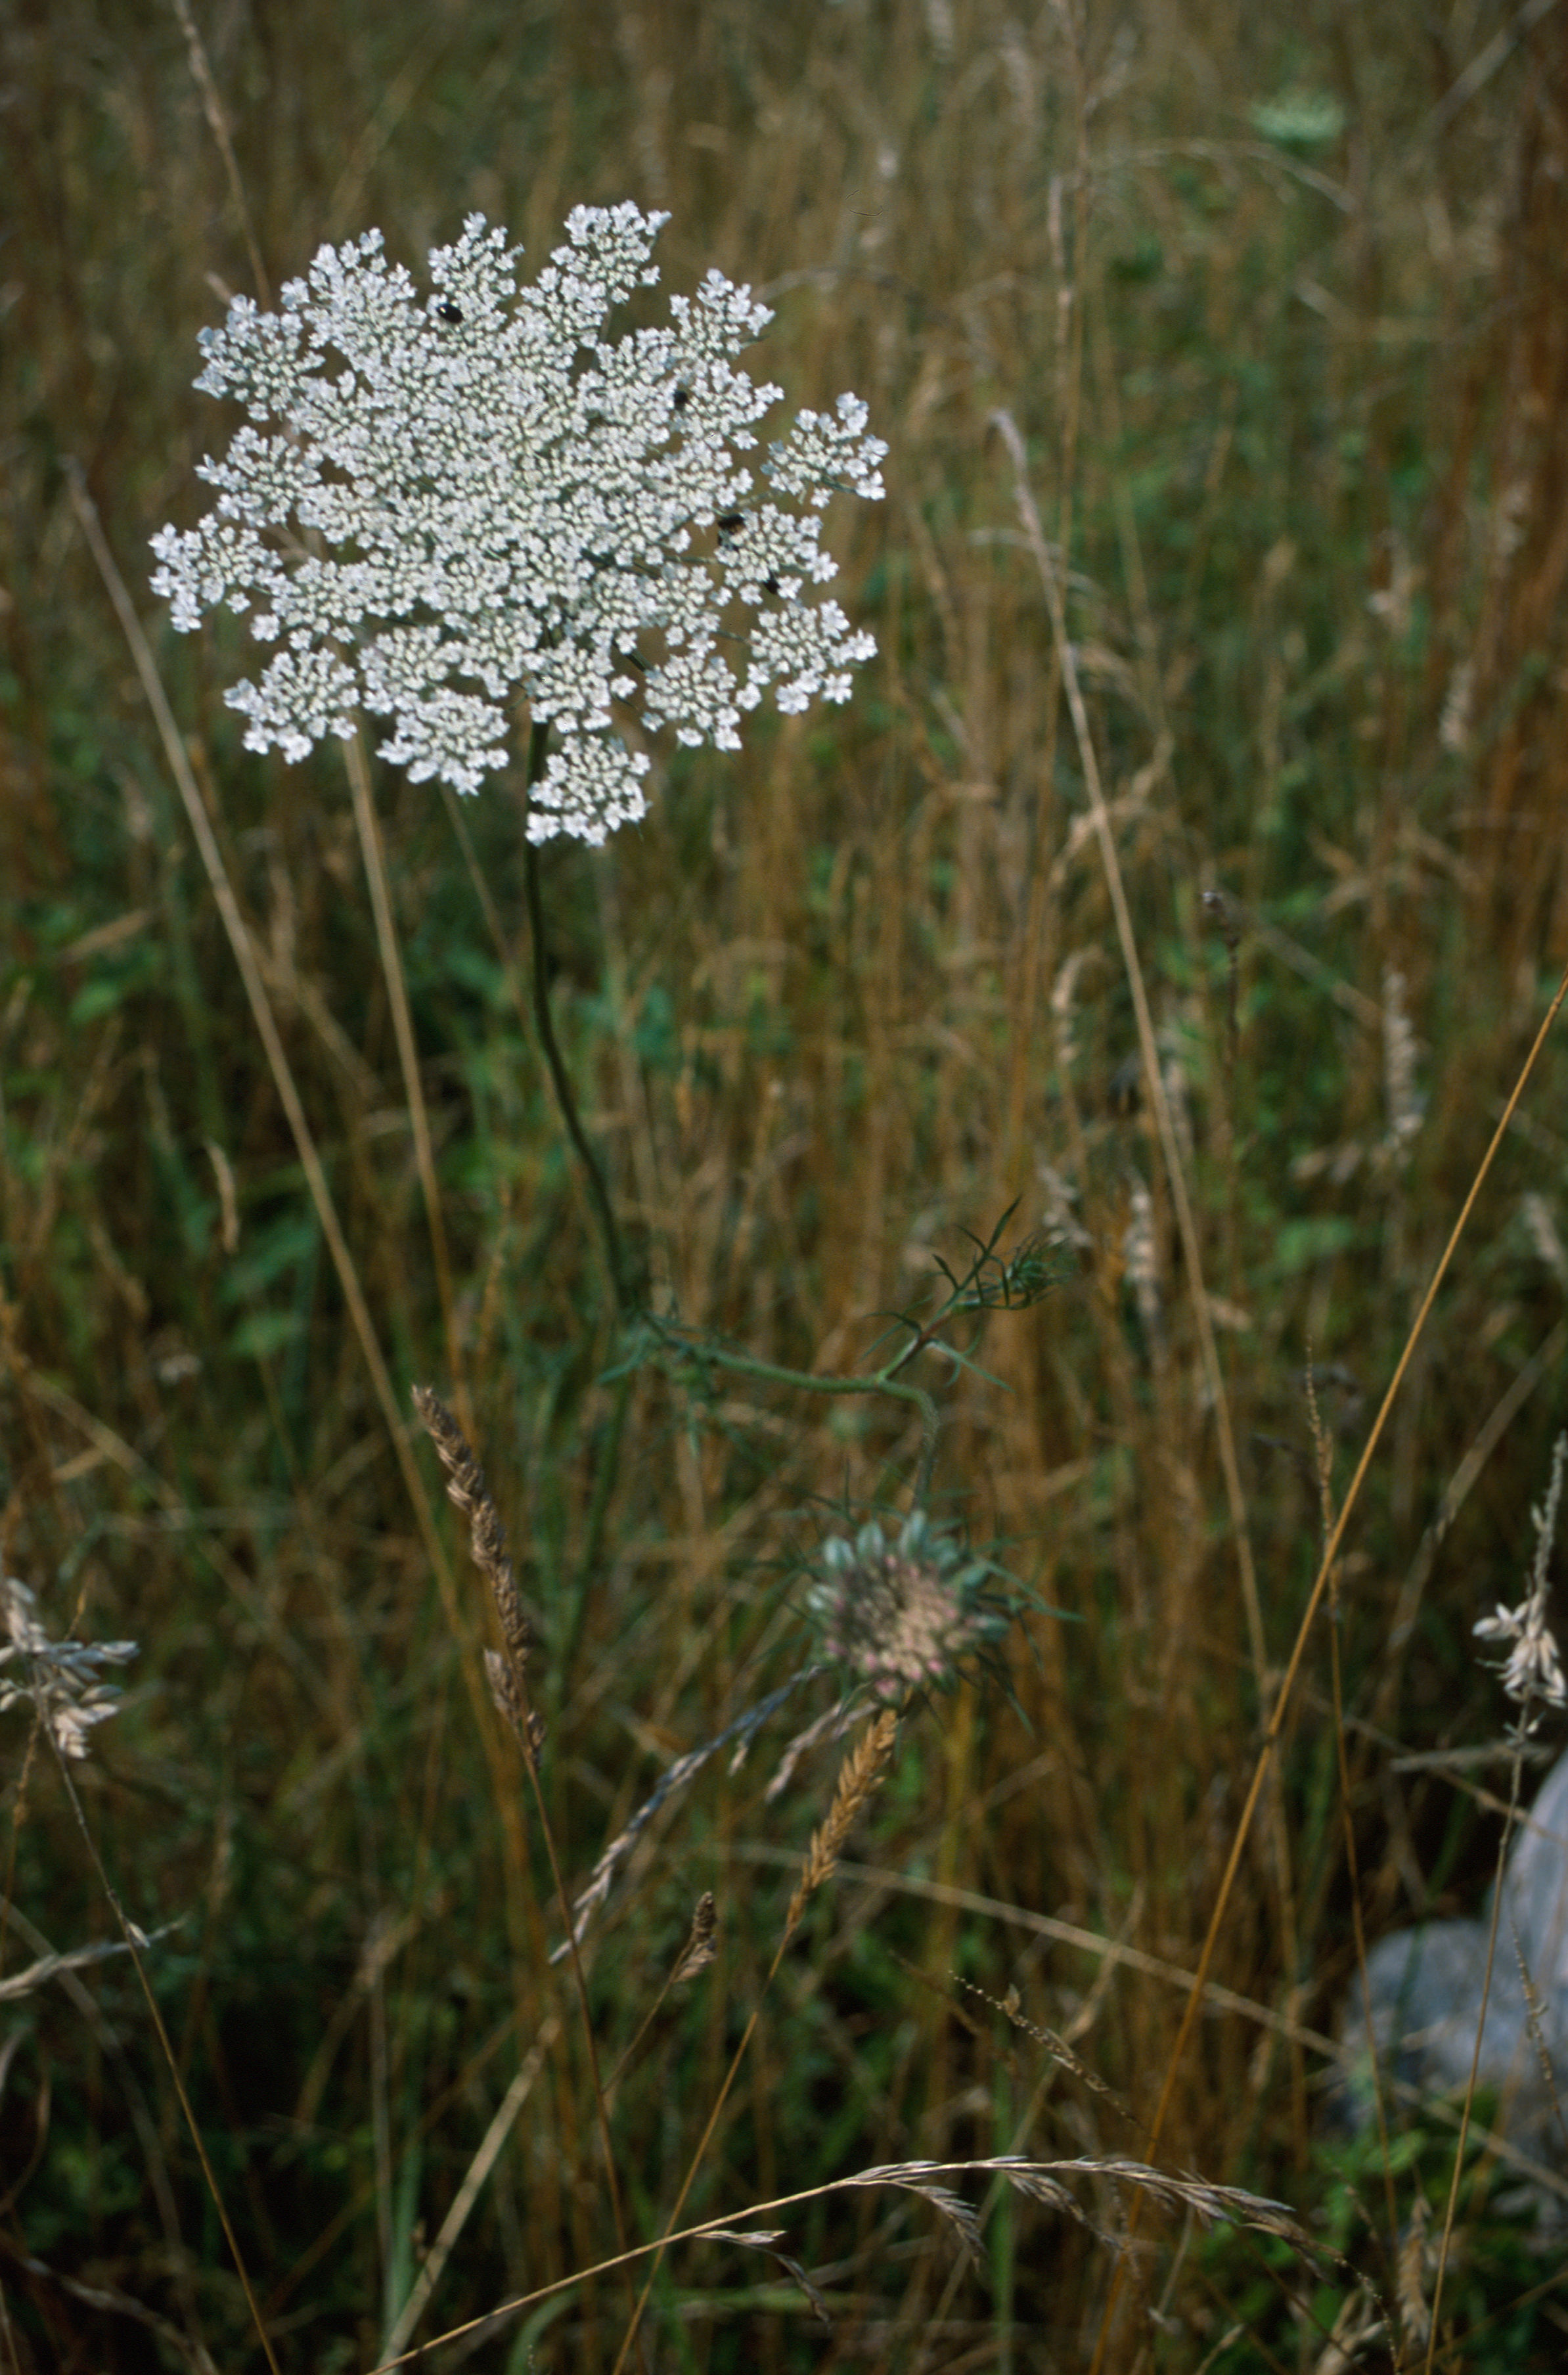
[0,1577,137,1763]
[1521,1191,1568,1290]
[1380,964,1422,1163]
[1123,1171,1161,1340]
[1473,1432,1568,1721]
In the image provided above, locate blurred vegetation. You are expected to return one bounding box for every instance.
[4,0,1568,2366]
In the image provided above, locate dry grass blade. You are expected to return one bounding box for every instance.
[1033,2156,1323,2257]
[411,1387,631,2297]
[1113,948,1568,2375]
[374,2149,1344,2372]
[851,2167,983,2266]
[1313,2286,1387,2375]
[954,1974,1136,2125]
[554,1669,817,1956]
[614,1708,902,2375]
[66,466,472,1658]
[0,1928,176,2005]
[604,1895,721,2096]
[719,2229,832,2324]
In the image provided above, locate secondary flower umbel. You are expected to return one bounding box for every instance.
[807,1510,1012,1706]
[151,206,886,842]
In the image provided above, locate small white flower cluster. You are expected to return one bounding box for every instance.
[151,206,886,843]
[1475,1433,1568,1724]
[1,1577,138,1761]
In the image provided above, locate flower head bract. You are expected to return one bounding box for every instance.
[151,205,886,843]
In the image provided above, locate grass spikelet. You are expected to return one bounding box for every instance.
[412,1384,531,1674]
[671,1891,718,1985]
[784,1708,899,1939]
[1395,2190,1431,2359]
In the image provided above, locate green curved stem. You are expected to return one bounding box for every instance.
[519,723,636,1318]
[648,1324,943,1499]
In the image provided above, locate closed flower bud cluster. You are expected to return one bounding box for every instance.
[807,1511,1008,1704]
[151,204,885,842]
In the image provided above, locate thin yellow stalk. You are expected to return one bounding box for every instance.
[66,467,462,1625]
[345,733,469,1427]
[1088,948,1568,2375]
[991,408,1268,1703]
[610,1709,898,2375]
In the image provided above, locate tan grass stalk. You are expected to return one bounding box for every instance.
[40,1706,279,2375]
[369,2148,1329,2375]
[345,735,469,1426]
[552,1669,820,1957]
[1312,1361,1402,2258]
[380,2012,562,2363]
[410,1389,633,2303]
[412,1387,530,1676]
[991,404,1268,1703]
[784,1708,899,1935]
[611,1709,899,2375]
[604,1894,721,2098]
[169,0,270,308]
[1106,949,1568,2375]
[66,468,491,1715]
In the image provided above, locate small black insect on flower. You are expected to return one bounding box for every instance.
[436,299,463,325]
[717,510,746,543]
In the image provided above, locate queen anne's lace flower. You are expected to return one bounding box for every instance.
[151,206,886,842]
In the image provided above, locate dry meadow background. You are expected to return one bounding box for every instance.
[5,0,1568,2367]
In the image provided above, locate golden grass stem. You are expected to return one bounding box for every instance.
[412,1390,636,2311]
[344,732,469,1428]
[990,407,1268,1703]
[44,1721,283,2375]
[71,465,537,2100]
[368,2144,1315,2375]
[66,464,474,1650]
[1424,1751,1527,2372]
[610,1709,898,2375]
[170,0,271,309]
[1092,945,1568,2375]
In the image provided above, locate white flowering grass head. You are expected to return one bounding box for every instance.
[1474,1432,1567,1727]
[805,1510,1012,1707]
[1,1577,138,1762]
[151,205,886,844]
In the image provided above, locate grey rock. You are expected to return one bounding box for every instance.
[1335,1751,1568,2152]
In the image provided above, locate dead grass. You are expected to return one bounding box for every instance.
[3,1,1568,2367]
